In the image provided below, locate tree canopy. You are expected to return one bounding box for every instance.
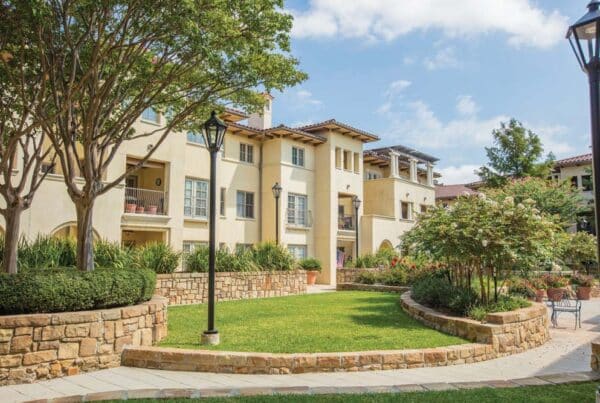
[477,119,555,187]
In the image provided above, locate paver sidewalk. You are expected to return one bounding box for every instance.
[1,300,599,402]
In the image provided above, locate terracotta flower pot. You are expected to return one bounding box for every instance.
[306,271,319,285]
[576,286,592,300]
[147,205,158,215]
[125,203,137,213]
[535,289,545,303]
[136,206,145,214]
[547,287,565,302]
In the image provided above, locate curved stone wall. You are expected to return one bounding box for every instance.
[400,293,549,354]
[0,297,167,385]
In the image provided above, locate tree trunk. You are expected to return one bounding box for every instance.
[75,201,95,271]
[2,205,23,274]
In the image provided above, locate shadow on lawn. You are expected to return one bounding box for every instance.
[347,297,426,330]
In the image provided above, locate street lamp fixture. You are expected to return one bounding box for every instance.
[201,110,227,346]
[568,0,600,263]
[352,196,361,260]
[272,182,283,245]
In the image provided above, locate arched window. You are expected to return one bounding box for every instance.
[378,240,394,251]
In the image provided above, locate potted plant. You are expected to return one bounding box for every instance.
[125,203,137,213]
[147,205,158,215]
[136,205,145,214]
[298,257,322,285]
[529,277,547,303]
[571,273,594,300]
[542,273,569,302]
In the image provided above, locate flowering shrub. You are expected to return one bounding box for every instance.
[570,273,594,287]
[403,193,559,305]
[541,273,569,288]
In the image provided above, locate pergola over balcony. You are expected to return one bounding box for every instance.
[365,146,439,186]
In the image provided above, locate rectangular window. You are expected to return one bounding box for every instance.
[182,241,207,255]
[187,131,205,145]
[582,175,593,191]
[239,143,254,163]
[420,204,428,214]
[292,147,305,167]
[353,153,360,174]
[571,176,579,188]
[343,150,352,170]
[220,187,226,216]
[288,245,307,260]
[236,191,255,218]
[401,201,412,220]
[184,178,209,219]
[287,194,308,226]
[141,108,160,124]
[335,147,342,169]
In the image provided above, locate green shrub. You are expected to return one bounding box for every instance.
[252,242,295,271]
[135,243,180,273]
[17,235,77,270]
[508,278,537,299]
[447,287,479,316]
[468,296,530,321]
[0,268,156,314]
[412,276,477,316]
[356,271,378,284]
[186,247,257,273]
[298,257,322,272]
[94,239,134,269]
[542,273,569,288]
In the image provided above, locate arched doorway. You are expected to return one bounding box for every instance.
[51,222,100,240]
[378,240,393,251]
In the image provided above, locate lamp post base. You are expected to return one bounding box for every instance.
[201,331,220,346]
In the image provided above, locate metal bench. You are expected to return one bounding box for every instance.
[548,292,582,330]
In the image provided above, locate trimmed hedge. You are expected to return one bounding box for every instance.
[0,268,156,314]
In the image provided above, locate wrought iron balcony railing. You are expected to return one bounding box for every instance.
[124,187,167,215]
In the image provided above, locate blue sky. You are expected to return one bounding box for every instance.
[272,0,592,184]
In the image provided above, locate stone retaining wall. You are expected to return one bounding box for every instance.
[591,342,600,371]
[336,268,381,284]
[336,283,410,294]
[0,297,167,385]
[121,293,550,375]
[401,293,549,355]
[155,271,307,306]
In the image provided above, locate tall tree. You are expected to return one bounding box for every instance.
[30,0,306,271]
[477,119,554,187]
[0,2,55,274]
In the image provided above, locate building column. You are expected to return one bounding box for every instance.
[389,151,399,178]
[409,158,418,183]
[426,163,434,187]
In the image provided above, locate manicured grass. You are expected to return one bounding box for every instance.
[105,382,598,402]
[159,291,467,353]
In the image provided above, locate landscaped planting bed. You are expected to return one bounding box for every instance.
[159,291,467,353]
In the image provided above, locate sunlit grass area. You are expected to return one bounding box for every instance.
[160,291,467,353]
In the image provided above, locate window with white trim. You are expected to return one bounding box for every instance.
[288,245,307,260]
[292,147,305,167]
[182,241,207,255]
[239,143,254,163]
[184,178,209,218]
[220,187,226,216]
[236,191,255,218]
[287,194,308,226]
[141,108,160,124]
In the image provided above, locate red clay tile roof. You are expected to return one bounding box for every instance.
[435,184,478,200]
[554,153,592,168]
[296,119,380,142]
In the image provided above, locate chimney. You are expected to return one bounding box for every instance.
[248,93,273,130]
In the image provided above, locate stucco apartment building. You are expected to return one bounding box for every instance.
[2,98,437,284]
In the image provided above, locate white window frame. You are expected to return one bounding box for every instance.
[239,143,254,163]
[288,245,307,260]
[292,147,305,167]
[184,178,209,219]
[236,191,255,219]
[183,241,207,255]
[287,194,308,226]
[141,108,160,124]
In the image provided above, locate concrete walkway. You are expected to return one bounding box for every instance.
[1,300,599,402]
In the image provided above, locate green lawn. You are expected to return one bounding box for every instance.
[104,382,598,402]
[159,291,467,353]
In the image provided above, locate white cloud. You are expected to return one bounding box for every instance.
[424,48,460,71]
[290,0,567,49]
[377,79,411,116]
[437,165,481,185]
[296,89,322,106]
[456,95,479,116]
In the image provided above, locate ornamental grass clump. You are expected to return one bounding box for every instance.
[185,243,293,273]
[298,257,322,272]
[252,242,295,271]
[134,242,180,274]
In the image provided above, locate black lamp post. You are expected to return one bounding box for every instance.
[201,110,227,346]
[352,196,361,260]
[568,0,600,264]
[272,183,282,245]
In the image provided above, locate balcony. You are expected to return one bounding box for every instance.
[338,214,356,231]
[124,187,167,215]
